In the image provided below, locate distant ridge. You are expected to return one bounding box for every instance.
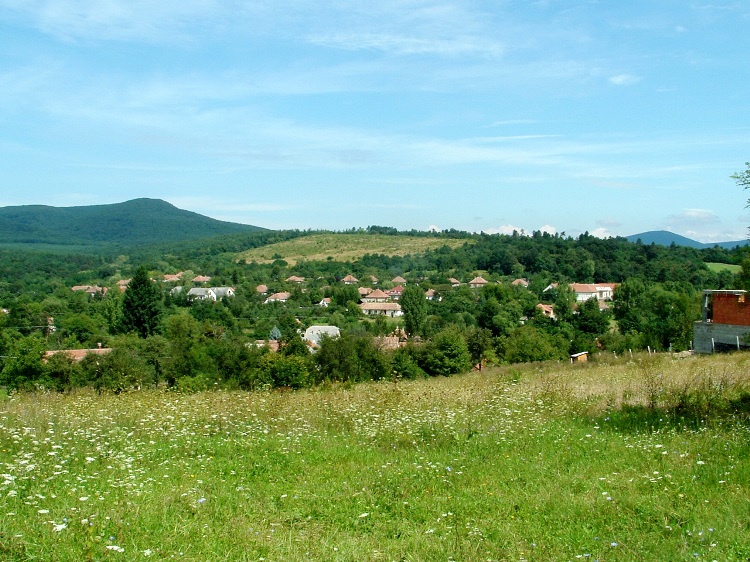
[626,230,749,250]
[0,198,266,248]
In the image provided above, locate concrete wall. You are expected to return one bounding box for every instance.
[693,321,750,353]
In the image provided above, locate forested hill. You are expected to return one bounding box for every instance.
[626,230,749,250]
[0,198,266,248]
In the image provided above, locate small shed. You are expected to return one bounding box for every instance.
[570,351,589,363]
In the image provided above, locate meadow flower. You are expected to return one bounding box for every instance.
[106,545,124,552]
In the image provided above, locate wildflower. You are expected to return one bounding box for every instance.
[610,542,618,547]
[52,523,67,532]
[197,497,206,504]
[106,545,125,552]
[358,512,369,518]
[143,549,153,556]
[38,509,49,514]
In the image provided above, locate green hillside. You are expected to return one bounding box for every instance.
[0,198,265,248]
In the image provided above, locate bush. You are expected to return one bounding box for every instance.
[420,326,472,376]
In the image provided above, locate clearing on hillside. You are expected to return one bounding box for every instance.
[237,233,470,265]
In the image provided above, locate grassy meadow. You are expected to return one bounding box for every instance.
[1,353,749,561]
[705,262,742,274]
[237,233,470,265]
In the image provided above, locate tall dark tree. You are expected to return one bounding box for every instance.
[400,284,427,336]
[121,266,163,338]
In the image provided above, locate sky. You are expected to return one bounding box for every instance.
[1,1,750,243]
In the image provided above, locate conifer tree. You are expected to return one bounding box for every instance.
[121,266,162,338]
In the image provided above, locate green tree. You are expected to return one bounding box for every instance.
[466,327,494,368]
[0,333,48,390]
[500,325,568,364]
[421,326,472,376]
[732,161,750,200]
[400,284,427,336]
[313,333,390,383]
[574,298,610,336]
[120,266,163,338]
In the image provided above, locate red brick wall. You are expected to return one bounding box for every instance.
[712,293,750,326]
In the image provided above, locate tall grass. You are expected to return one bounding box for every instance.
[1,353,748,560]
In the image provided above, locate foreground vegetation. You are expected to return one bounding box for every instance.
[1,353,749,561]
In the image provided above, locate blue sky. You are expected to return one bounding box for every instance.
[1,1,750,242]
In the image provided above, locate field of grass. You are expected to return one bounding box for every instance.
[1,353,750,561]
[705,262,742,274]
[237,233,470,265]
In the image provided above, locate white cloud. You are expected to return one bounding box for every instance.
[482,224,525,235]
[538,224,556,235]
[609,74,642,86]
[308,32,504,57]
[590,227,611,238]
[666,208,721,228]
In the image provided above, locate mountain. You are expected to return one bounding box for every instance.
[0,198,266,248]
[626,230,749,250]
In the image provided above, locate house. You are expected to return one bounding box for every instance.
[212,287,235,299]
[163,272,183,282]
[386,285,405,300]
[264,292,291,304]
[256,284,268,294]
[117,279,130,292]
[369,275,379,285]
[391,275,407,284]
[71,285,106,296]
[358,287,373,297]
[449,277,461,287]
[425,288,437,300]
[569,283,617,303]
[536,303,556,320]
[512,278,529,288]
[187,287,217,301]
[373,336,403,350]
[303,325,340,347]
[359,302,403,317]
[694,290,750,353]
[253,339,280,352]
[361,289,390,303]
[468,276,488,289]
[44,346,112,363]
[286,275,305,283]
[318,297,331,307]
[342,274,358,285]
[193,275,211,283]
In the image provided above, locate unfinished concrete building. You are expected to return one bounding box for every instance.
[693,290,750,353]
